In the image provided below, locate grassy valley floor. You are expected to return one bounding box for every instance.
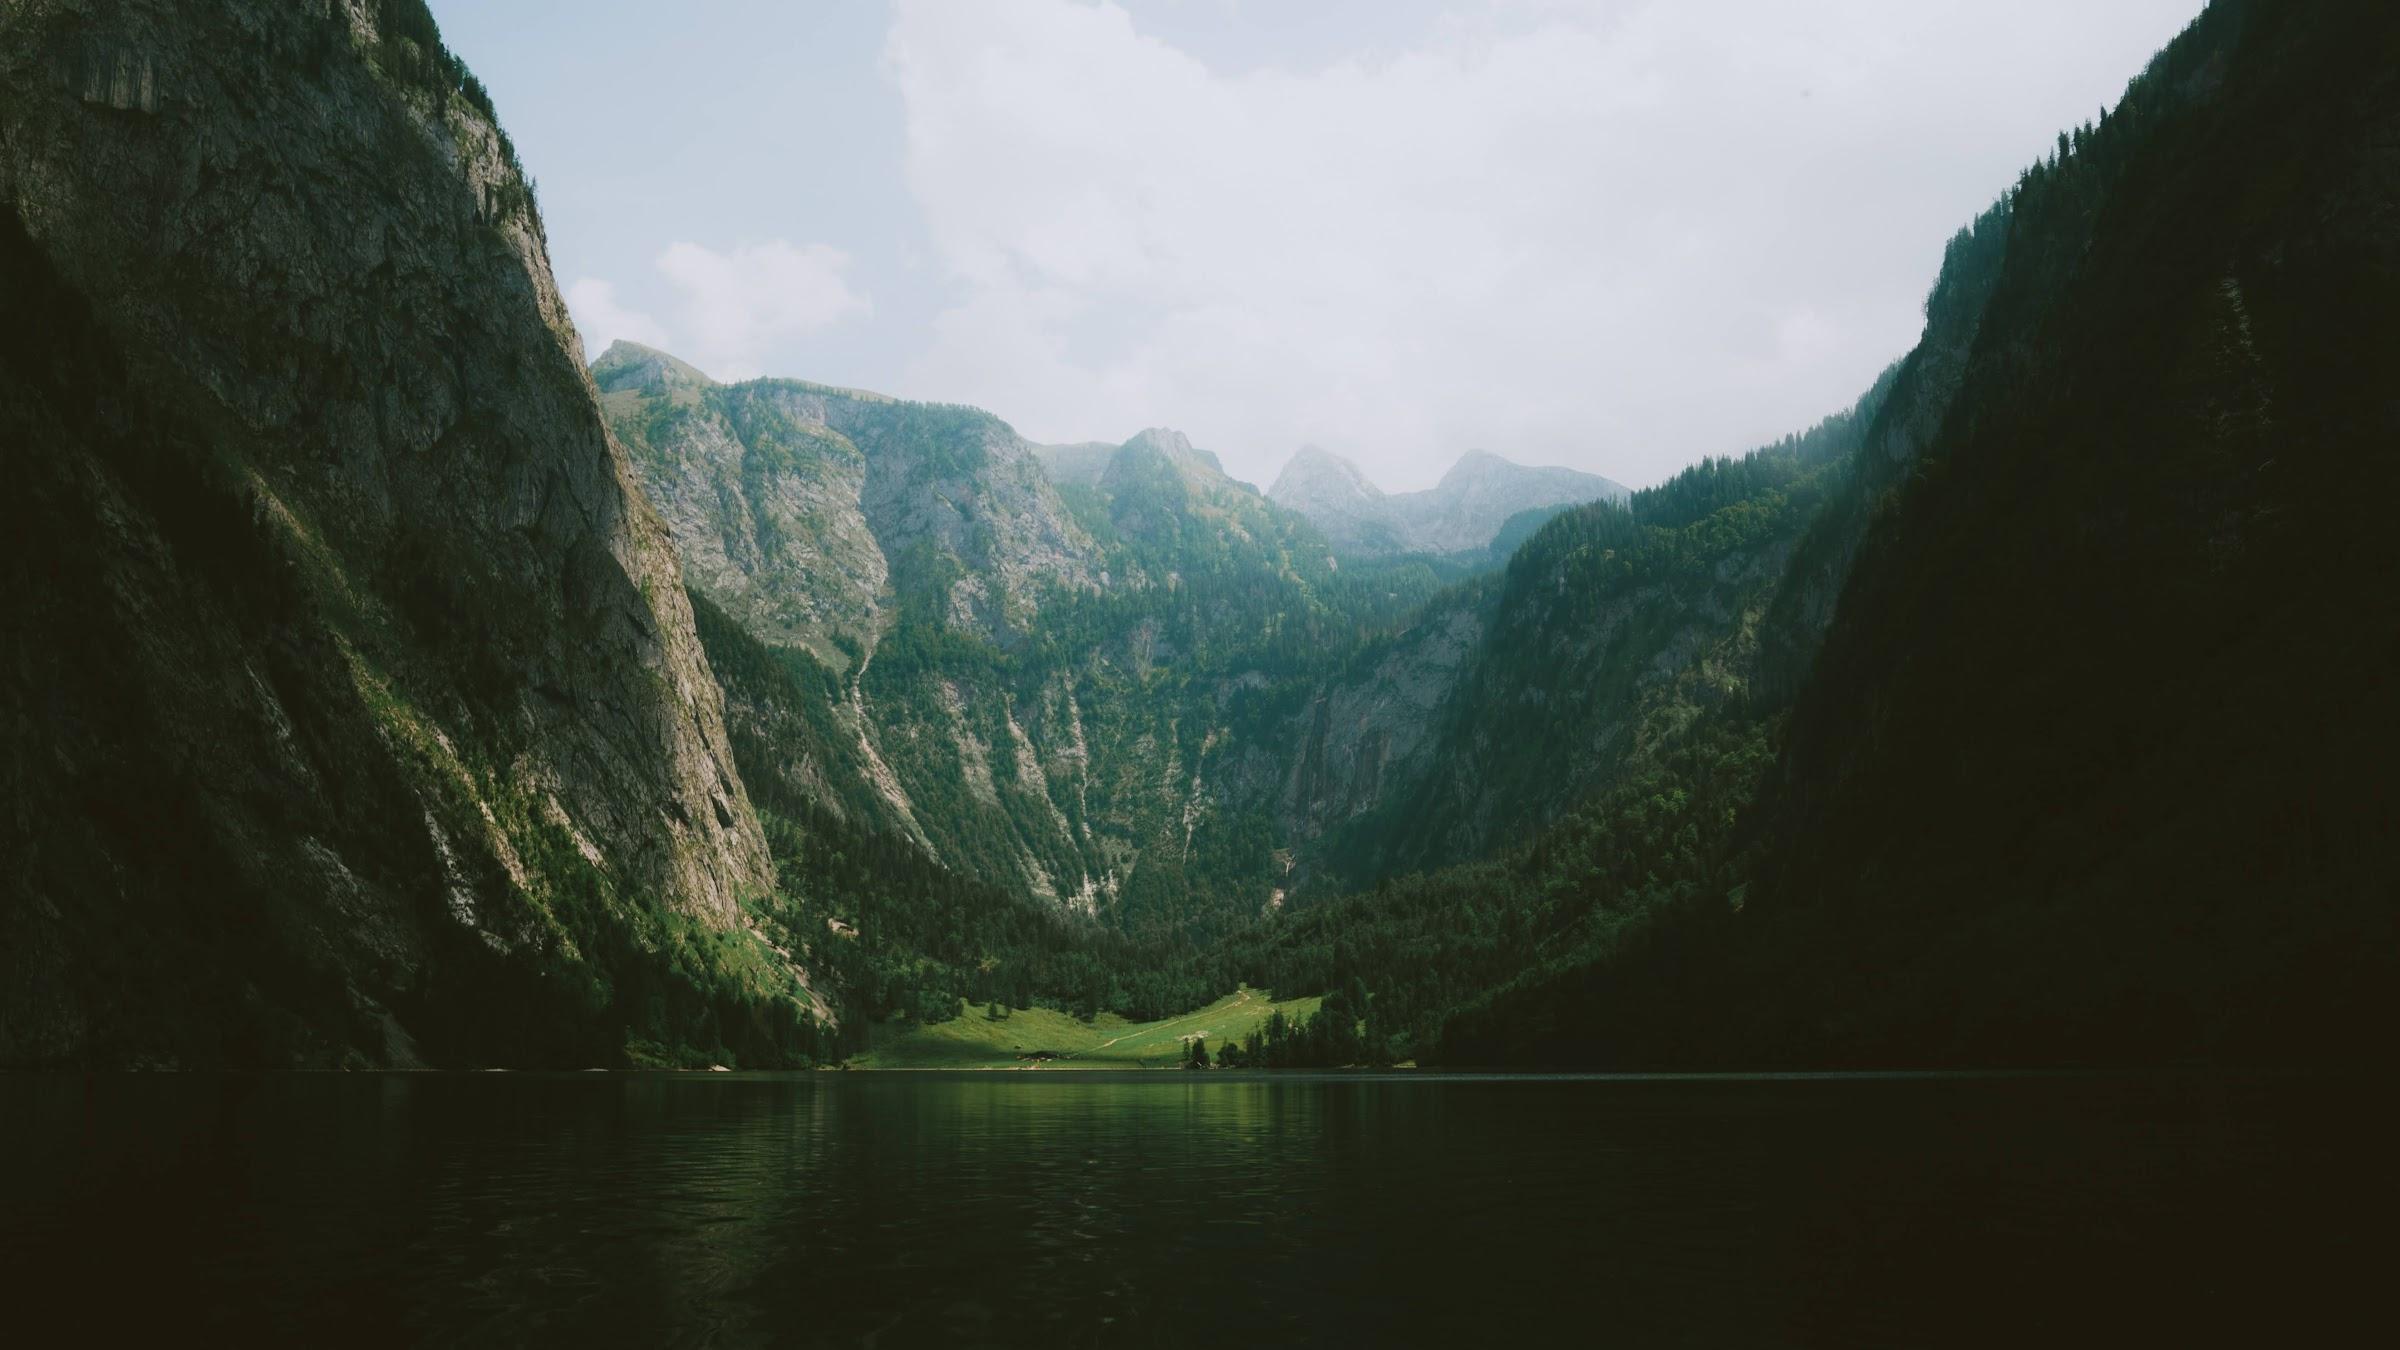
[853,988,1323,1069]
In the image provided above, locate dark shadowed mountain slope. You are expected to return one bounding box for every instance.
[1418,0,2400,1069]
[1736,0,2400,1067]
[0,0,825,1068]
[1315,385,1894,884]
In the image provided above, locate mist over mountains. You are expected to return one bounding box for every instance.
[1268,445,1627,559]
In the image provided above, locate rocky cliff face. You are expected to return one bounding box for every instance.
[1272,590,1489,850]
[617,368,1473,929]
[0,0,813,1068]
[601,346,1153,905]
[603,342,1101,665]
[598,344,890,670]
[605,356,1179,915]
[614,328,1757,930]
[1268,444,1626,558]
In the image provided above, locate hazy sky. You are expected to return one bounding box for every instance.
[429,0,2201,490]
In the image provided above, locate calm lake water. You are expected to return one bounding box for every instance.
[0,1071,2379,1347]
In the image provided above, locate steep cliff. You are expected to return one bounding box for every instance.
[610,320,1792,956]
[0,0,820,1068]
[1742,0,2400,1065]
[607,364,1481,937]
[1413,0,2400,1068]
[600,346,1137,906]
[602,340,1101,668]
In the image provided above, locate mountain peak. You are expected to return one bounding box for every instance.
[1116,427,1234,483]
[1438,448,1509,481]
[1123,427,1195,457]
[1435,449,1624,500]
[1273,445,1624,557]
[1270,445,1383,505]
[592,340,714,394]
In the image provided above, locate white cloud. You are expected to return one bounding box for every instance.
[565,278,666,360]
[567,241,872,382]
[657,241,873,381]
[883,0,2199,488]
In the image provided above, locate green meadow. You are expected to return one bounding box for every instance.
[853,987,1324,1069]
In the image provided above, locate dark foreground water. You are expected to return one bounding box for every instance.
[0,1072,2382,1347]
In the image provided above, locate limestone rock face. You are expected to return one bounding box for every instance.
[603,343,1101,666]
[1277,596,1487,844]
[651,379,1509,921]
[599,346,890,670]
[0,0,789,1067]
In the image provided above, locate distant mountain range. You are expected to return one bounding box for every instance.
[1268,444,1627,557]
[1039,433,1623,562]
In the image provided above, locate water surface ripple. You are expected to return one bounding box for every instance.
[0,1072,2377,1346]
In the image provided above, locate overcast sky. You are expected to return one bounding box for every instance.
[429,0,2201,490]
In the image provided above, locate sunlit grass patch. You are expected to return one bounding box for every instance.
[854,987,1322,1069]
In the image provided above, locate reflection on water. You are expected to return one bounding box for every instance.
[0,1072,2378,1346]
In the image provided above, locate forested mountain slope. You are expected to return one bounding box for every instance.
[1357,0,2399,1068]
[1209,394,1912,1056]
[1739,0,2400,1066]
[605,325,1712,967]
[1317,385,1895,884]
[0,0,825,1069]
[604,354,1485,943]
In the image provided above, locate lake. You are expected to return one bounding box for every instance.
[0,1072,2378,1346]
